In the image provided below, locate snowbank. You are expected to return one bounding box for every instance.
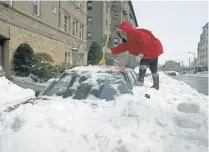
[0,76,34,106]
[0,73,208,152]
[134,66,152,75]
[11,75,54,87]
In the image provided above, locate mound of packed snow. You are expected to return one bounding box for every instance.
[11,75,54,87]
[0,73,208,152]
[134,66,151,75]
[0,76,34,106]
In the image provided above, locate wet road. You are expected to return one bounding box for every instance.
[170,75,208,95]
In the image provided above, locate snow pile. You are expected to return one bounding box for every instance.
[11,75,54,87]
[0,76,34,106]
[134,66,151,75]
[0,73,208,152]
[0,66,5,76]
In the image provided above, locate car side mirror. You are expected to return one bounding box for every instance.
[35,91,41,97]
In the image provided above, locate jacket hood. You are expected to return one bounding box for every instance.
[118,21,134,37]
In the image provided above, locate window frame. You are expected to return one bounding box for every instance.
[72,21,76,36]
[64,15,69,32]
[87,1,92,10]
[87,16,92,26]
[32,0,40,17]
[87,32,92,40]
[80,25,84,40]
[113,38,118,46]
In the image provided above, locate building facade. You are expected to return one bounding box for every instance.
[87,1,111,48]
[162,60,182,72]
[109,1,138,67]
[0,1,87,77]
[87,0,138,67]
[197,22,208,69]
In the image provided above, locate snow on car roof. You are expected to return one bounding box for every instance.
[65,65,127,73]
[65,65,128,86]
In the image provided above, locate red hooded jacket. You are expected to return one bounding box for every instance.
[111,21,164,59]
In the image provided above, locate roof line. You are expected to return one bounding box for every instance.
[203,22,208,28]
[128,0,138,27]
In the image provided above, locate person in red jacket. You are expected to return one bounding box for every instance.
[111,21,163,90]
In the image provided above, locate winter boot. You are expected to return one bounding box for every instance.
[138,65,147,86]
[151,73,159,90]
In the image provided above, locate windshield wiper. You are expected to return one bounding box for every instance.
[3,97,49,113]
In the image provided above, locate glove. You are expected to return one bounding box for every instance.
[136,53,144,63]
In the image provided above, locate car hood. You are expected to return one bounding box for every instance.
[0,96,50,113]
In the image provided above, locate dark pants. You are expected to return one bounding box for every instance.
[139,57,158,73]
[138,57,159,89]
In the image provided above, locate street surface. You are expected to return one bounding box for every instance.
[170,75,208,95]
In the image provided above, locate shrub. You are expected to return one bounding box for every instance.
[35,52,54,63]
[87,41,103,65]
[55,64,65,73]
[31,60,60,82]
[13,43,36,77]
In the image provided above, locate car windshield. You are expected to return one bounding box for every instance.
[42,71,131,101]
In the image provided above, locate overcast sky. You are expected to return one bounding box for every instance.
[132,0,208,66]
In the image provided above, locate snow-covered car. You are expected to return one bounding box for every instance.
[35,65,138,100]
[2,66,139,112]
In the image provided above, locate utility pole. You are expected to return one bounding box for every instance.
[188,58,191,72]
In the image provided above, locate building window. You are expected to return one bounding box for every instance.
[113,12,119,19]
[75,21,78,37]
[87,1,92,10]
[88,32,92,40]
[80,25,83,40]
[87,17,92,26]
[72,21,76,36]
[114,25,118,31]
[33,0,40,16]
[106,4,108,14]
[65,52,67,62]
[106,20,108,26]
[52,5,57,14]
[64,15,68,32]
[113,38,118,45]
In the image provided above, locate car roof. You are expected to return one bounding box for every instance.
[65,65,133,74]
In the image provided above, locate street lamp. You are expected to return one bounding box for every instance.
[188,52,196,72]
[188,58,191,72]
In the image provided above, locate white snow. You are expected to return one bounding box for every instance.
[0,71,208,152]
[67,65,125,73]
[11,75,54,87]
[134,66,152,75]
[0,76,34,106]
